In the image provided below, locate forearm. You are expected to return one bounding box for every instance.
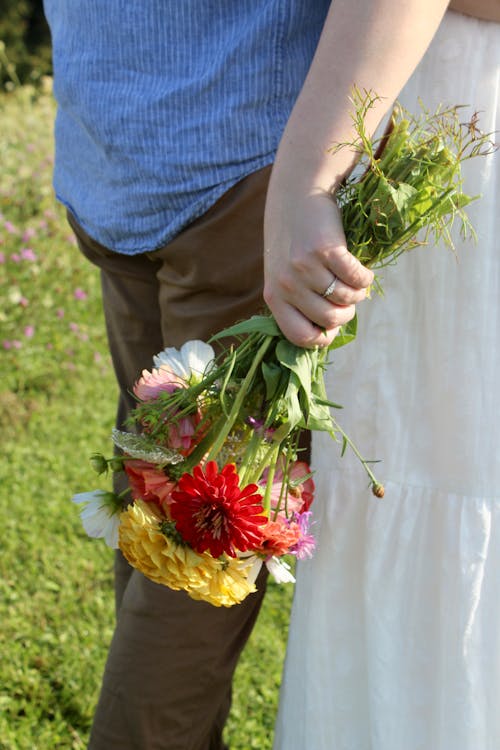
[272,0,450,196]
[448,0,500,23]
[264,0,450,346]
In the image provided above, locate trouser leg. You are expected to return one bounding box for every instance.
[69,168,271,750]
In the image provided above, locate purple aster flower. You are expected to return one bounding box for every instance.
[289,511,316,560]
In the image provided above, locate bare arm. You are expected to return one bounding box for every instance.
[264,0,450,347]
[448,0,500,22]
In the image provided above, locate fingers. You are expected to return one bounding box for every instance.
[326,242,374,291]
[268,299,342,348]
[263,190,373,347]
[319,273,368,305]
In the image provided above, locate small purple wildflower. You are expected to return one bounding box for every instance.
[246,416,265,430]
[20,248,37,261]
[289,511,316,560]
[69,322,79,332]
[24,325,35,338]
[22,228,37,242]
[56,308,65,319]
[74,288,88,300]
[0,252,5,264]
[11,253,21,263]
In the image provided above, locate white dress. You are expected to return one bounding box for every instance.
[274,11,500,750]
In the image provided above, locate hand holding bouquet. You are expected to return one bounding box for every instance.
[73,92,495,606]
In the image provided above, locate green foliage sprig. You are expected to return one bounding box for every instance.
[336,88,496,279]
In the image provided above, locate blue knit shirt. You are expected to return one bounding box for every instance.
[44,1,330,254]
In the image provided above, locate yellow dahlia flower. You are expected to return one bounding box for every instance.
[118,500,262,607]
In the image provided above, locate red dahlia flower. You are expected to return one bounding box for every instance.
[170,461,267,558]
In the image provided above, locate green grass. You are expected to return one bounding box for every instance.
[0,84,293,750]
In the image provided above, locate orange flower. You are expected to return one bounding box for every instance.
[256,518,301,558]
[125,459,176,513]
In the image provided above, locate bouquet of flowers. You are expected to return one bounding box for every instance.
[73,91,494,607]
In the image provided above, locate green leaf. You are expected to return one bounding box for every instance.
[328,315,358,351]
[314,396,344,409]
[306,399,334,431]
[210,315,281,340]
[261,360,283,402]
[276,342,317,428]
[275,340,312,403]
[341,435,348,457]
[283,377,304,430]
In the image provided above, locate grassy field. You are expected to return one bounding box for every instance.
[0,84,293,750]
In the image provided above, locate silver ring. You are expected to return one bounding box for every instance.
[321,275,338,298]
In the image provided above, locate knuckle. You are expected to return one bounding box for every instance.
[325,304,355,329]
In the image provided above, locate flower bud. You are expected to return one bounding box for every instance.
[89,453,108,475]
[372,483,385,498]
[109,456,125,472]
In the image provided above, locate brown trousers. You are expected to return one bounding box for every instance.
[69,168,272,750]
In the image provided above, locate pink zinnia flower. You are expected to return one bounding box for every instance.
[262,460,315,518]
[167,415,200,454]
[125,459,176,512]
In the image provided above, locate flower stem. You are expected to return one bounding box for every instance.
[330,417,381,490]
[206,336,273,463]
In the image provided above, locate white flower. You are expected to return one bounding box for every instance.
[153,340,215,383]
[238,555,263,586]
[265,556,296,584]
[72,490,121,549]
